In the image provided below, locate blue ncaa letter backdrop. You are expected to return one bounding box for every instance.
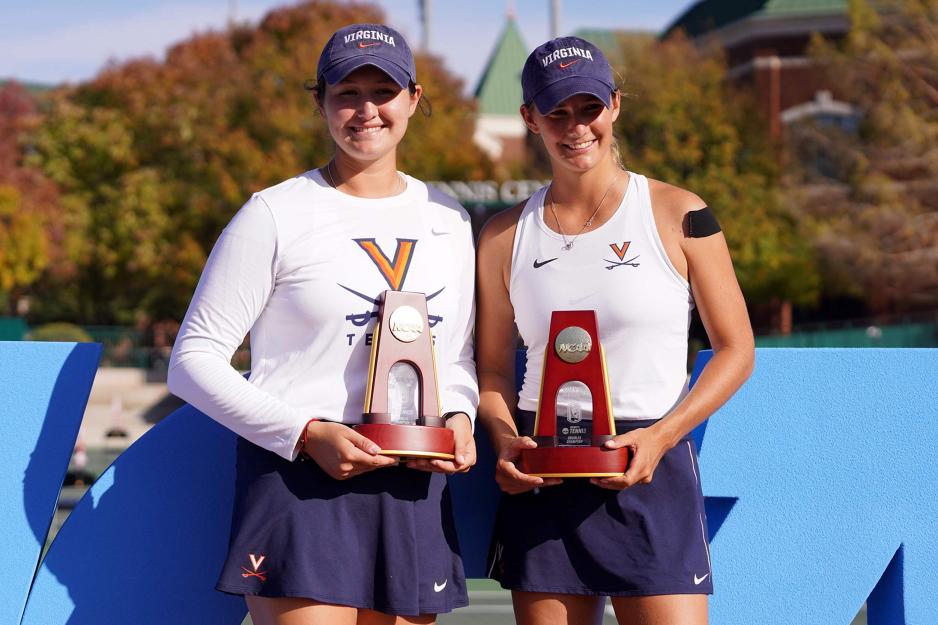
[3,345,936,624]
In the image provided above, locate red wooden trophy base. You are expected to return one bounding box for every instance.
[520,310,630,478]
[519,446,629,478]
[354,423,455,460]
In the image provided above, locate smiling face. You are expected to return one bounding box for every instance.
[522,92,621,173]
[317,65,422,165]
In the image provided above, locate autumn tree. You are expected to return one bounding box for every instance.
[0,82,61,315]
[613,34,820,313]
[788,0,938,315]
[401,55,490,180]
[0,186,48,309]
[27,0,491,324]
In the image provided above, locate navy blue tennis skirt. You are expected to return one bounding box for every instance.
[216,434,468,616]
[488,411,713,597]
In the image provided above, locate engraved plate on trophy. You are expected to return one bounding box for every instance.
[556,381,592,447]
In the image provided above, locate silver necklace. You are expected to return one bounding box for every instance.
[322,160,404,195]
[547,172,620,251]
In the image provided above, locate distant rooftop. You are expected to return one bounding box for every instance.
[663,0,849,39]
[0,79,56,95]
[472,24,654,114]
[474,18,527,116]
[572,29,653,55]
[572,28,655,63]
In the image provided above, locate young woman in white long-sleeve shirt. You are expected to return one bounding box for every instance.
[168,24,478,625]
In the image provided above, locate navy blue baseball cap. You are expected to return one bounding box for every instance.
[317,24,416,89]
[522,36,615,114]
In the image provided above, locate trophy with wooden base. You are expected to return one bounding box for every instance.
[353,290,455,460]
[518,310,630,477]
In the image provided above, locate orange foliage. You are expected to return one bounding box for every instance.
[25,1,491,324]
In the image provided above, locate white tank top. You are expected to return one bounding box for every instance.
[509,172,694,421]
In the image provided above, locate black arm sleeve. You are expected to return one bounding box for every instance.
[685,206,721,238]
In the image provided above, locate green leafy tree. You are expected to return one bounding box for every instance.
[28,97,177,323]
[789,0,938,314]
[614,34,820,311]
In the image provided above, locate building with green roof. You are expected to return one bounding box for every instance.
[470,1,853,161]
[663,0,849,40]
[475,17,526,118]
[663,0,853,138]
[470,20,655,164]
[472,17,529,163]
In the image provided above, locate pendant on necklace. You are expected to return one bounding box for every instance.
[563,243,573,251]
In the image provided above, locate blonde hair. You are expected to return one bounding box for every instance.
[611,134,625,170]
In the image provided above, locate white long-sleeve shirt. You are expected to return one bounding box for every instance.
[168,170,478,460]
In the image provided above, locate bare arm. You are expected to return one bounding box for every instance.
[595,182,754,489]
[476,206,521,448]
[655,227,755,447]
[476,203,561,493]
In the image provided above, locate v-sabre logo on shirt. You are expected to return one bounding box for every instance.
[355,238,417,290]
[605,240,640,270]
[338,238,445,341]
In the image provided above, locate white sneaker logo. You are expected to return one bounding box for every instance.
[433,579,447,593]
[694,573,710,585]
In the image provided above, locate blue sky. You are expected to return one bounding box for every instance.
[0,1,694,92]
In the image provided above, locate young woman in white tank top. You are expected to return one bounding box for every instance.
[477,37,754,625]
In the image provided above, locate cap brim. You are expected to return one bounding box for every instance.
[532,76,613,115]
[322,56,411,89]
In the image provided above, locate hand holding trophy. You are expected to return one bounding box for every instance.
[353,290,456,460]
[519,310,630,477]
